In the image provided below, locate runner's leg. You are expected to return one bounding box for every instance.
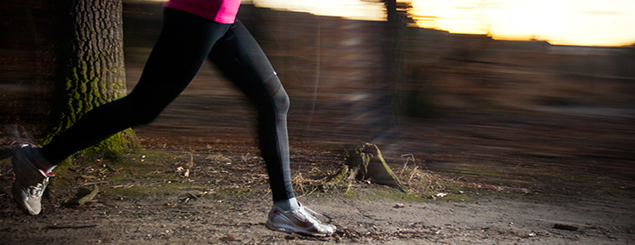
[207,20,294,202]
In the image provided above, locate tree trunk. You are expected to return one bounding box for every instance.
[383,0,405,129]
[43,0,138,155]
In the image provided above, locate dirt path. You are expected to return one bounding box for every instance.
[1,131,634,244]
[0,189,633,244]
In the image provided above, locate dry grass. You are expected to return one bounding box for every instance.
[291,153,473,201]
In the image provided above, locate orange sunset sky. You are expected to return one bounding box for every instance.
[250,0,635,47]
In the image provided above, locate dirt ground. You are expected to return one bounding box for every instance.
[0,52,634,244]
[0,188,633,244]
[1,92,634,244]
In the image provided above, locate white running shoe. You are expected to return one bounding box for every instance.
[12,144,54,215]
[265,202,336,236]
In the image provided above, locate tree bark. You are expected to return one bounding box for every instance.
[44,0,138,154]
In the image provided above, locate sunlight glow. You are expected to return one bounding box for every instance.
[137,0,635,46]
[480,0,635,46]
[405,0,635,46]
[407,1,487,35]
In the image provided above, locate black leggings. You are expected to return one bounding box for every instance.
[41,8,294,201]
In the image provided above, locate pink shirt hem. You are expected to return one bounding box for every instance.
[164,0,241,24]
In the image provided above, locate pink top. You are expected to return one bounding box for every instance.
[164,0,241,24]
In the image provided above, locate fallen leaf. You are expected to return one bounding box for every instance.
[221,236,235,241]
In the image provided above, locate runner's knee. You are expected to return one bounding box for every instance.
[272,86,290,115]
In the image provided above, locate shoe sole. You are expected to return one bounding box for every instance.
[265,220,332,237]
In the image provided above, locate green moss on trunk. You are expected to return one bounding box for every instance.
[43,0,139,159]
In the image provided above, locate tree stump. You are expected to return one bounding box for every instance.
[343,143,406,191]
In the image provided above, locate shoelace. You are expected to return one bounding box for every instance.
[301,205,334,224]
[301,206,320,219]
[27,182,46,198]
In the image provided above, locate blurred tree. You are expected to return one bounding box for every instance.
[382,0,437,119]
[382,0,404,114]
[374,0,411,140]
[43,0,139,156]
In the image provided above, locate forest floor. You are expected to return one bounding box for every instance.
[1,93,634,244]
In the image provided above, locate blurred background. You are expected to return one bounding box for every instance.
[1,0,634,191]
